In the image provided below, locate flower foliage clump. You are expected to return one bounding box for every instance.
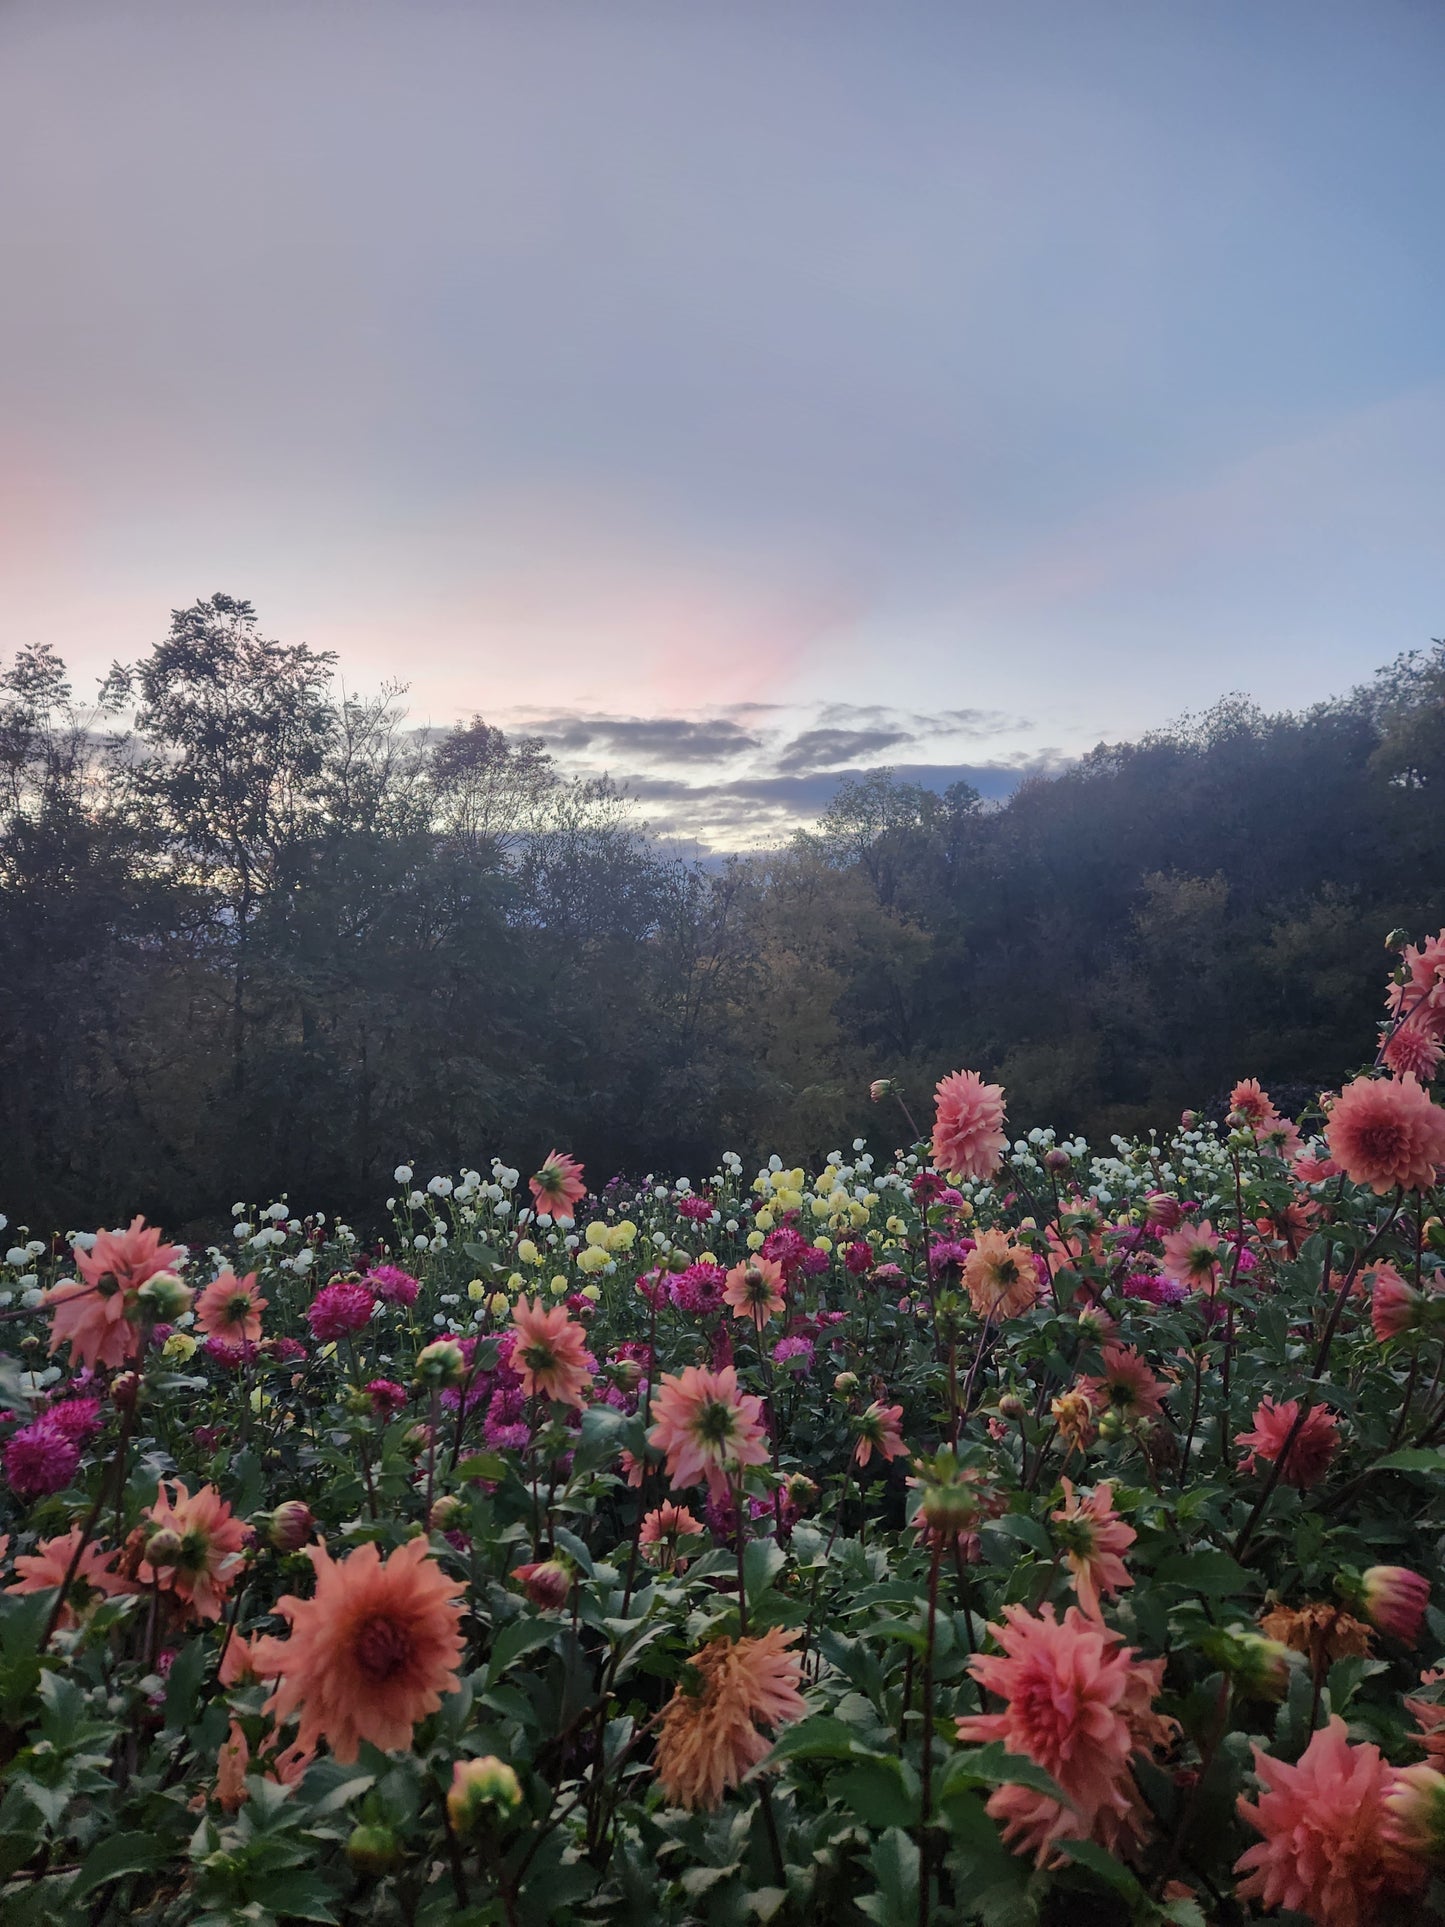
[3,936,1445,1924]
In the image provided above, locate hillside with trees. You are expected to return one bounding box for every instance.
[3,594,1442,1232]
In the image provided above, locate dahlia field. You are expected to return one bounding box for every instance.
[4,943,1445,1926]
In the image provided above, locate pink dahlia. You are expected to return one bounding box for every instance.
[1325,1074,1445,1194]
[3,1419,81,1499]
[931,1070,1007,1182]
[1383,1019,1443,1083]
[1236,1717,1425,1927]
[306,1280,375,1342]
[1159,1219,1223,1296]
[365,1265,420,1308]
[956,1602,1172,1864]
[529,1151,586,1221]
[1235,1396,1339,1488]
[1052,1478,1135,1619]
[647,1364,768,1499]
[48,1215,184,1370]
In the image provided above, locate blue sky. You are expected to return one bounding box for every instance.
[2,0,1440,847]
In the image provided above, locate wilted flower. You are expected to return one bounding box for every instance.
[654,1627,805,1810]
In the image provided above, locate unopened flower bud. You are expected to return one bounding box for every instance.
[1096,1407,1123,1441]
[135,1271,193,1321]
[511,1558,571,1610]
[1386,927,1411,951]
[869,1079,895,1102]
[833,1371,859,1394]
[997,1392,1025,1420]
[346,1822,402,1873]
[429,1493,465,1532]
[268,1501,315,1552]
[612,1358,643,1391]
[1386,1764,1445,1862]
[1202,1627,1293,1701]
[1144,1192,1183,1232]
[414,1340,466,1388]
[447,1755,523,1832]
[111,1370,142,1410]
[1043,1148,1071,1173]
[786,1472,819,1508]
[1356,1564,1430,1644]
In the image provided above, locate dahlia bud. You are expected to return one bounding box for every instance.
[346,1822,402,1873]
[1043,1148,1071,1173]
[447,1755,523,1832]
[429,1493,465,1532]
[1386,927,1411,951]
[144,1526,184,1567]
[869,1080,895,1102]
[612,1358,643,1391]
[511,1558,571,1610]
[997,1392,1025,1420]
[1144,1192,1183,1232]
[786,1472,819,1508]
[414,1340,466,1388]
[833,1371,859,1394]
[1386,1764,1445,1862]
[135,1271,193,1321]
[1179,1110,1200,1128]
[1201,1627,1293,1702]
[665,1249,692,1274]
[111,1370,142,1410]
[268,1501,316,1552]
[1096,1407,1123,1441]
[1356,1565,1430,1643]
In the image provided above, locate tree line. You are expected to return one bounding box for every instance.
[3,593,1442,1235]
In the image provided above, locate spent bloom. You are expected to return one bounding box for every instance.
[647,1365,769,1499]
[1325,1074,1445,1194]
[1236,1397,1340,1488]
[253,1537,465,1764]
[931,1070,1007,1181]
[529,1151,586,1221]
[509,1296,593,1407]
[1235,1717,1425,1927]
[654,1627,805,1810]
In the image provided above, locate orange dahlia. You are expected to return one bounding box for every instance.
[48,1215,184,1370]
[655,1626,805,1809]
[510,1296,593,1407]
[962,1228,1038,1320]
[254,1537,465,1763]
[195,1269,267,1344]
[141,1479,249,1623]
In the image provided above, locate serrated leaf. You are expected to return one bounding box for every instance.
[1153,1549,1254,1596]
[70,1831,166,1899]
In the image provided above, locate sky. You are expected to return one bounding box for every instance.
[2,0,1442,850]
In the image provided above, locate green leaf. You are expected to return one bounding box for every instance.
[163,1637,208,1730]
[766,1715,865,1764]
[1373,1448,1445,1474]
[455,1452,509,1483]
[484,1617,555,1684]
[249,1870,341,1922]
[743,1535,786,1605]
[833,1756,920,1829]
[71,1832,167,1900]
[857,1826,920,1927]
[1057,1837,1147,1898]
[939,1743,1069,1807]
[1153,1549,1254,1596]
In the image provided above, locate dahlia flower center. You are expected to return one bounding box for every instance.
[353,1612,415,1683]
[695,1399,738,1447]
[1359,1122,1406,1161]
[224,1293,252,1322]
[523,1341,557,1374]
[177,1528,211,1572]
